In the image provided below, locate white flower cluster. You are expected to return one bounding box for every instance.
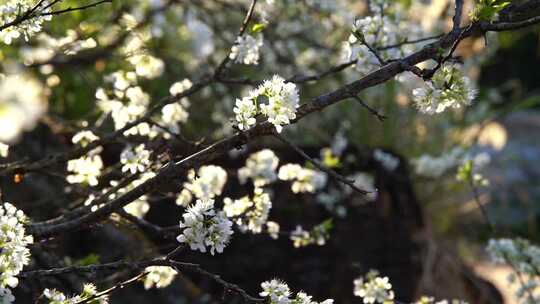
[353,270,395,304]
[161,79,192,135]
[223,188,272,234]
[96,71,159,137]
[0,74,47,144]
[176,165,228,207]
[67,131,103,186]
[412,65,477,115]
[230,34,263,65]
[120,144,151,174]
[412,147,464,178]
[177,199,233,255]
[121,25,164,79]
[415,296,469,304]
[290,221,331,248]
[20,30,97,65]
[348,172,378,202]
[373,149,399,171]
[342,1,429,75]
[128,54,165,79]
[238,149,279,187]
[278,164,327,193]
[0,202,33,304]
[260,279,334,304]
[487,238,540,303]
[43,283,109,304]
[0,0,52,44]
[0,143,9,158]
[266,221,280,239]
[234,75,299,133]
[66,154,103,186]
[71,131,99,147]
[143,266,178,289]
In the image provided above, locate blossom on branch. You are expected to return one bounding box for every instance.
[233,75,299,133]
[412,65,477,115]
[230,34,263,65]
[177,199,234,255]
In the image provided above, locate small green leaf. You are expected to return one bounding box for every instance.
[74,253,100,266]
[251,23,266,33]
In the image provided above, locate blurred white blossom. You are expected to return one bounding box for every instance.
[278,164,327,193]
[144,266,178,289]
[230,34,263,65]
[238,149,279,187]
[0,74,47,143]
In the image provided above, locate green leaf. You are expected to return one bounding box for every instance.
[74,253,100,266]
[251,23,266,33]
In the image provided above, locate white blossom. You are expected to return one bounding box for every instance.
[177,199,233,255]
[348,172,377,202]
[161,79,192,133]
[266,221,280,239]
[120,144,151,174]
[238,149,279,187]
[0,143,9,158]
[144,266,178,289]
[230,34,263,65]
[0,202,33,303]
[223,188,272,233]
[486,238,540,304]
[353,270,395,304]
[66,155,103,186]
[278,164,327,193]
[180,165,228,205]
[42,283,109,304]
[260,279,291,304]
[290,225,312,248]
[0,1,52,44]
[260,279,333,304]
[233,96,258,131]
[0,74,47,144]
[412,65,477,114]
[0,287,15,304]
[259,76,300,133]
[290,222,331,248]
[412,147,463,178]
[233,75,300,133]
[373,149,399,171]
[127,54,165,79]
[71,131,99,147]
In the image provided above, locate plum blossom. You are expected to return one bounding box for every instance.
[238,149,279,187]
[0,1,52,44]
[177,199,234,255]
[353,270,395,304]
[144,266,178,289]
[230,34,263,65]
[233,75,299,133]
[412,65,477,114]
[0,74,47,143]
[278,164,327,193]
[0,202,33,304]
[120,144,151,174]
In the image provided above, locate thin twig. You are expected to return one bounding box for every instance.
[40,0,112,16]
[273,134,369,195]
[353,96,386,122]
